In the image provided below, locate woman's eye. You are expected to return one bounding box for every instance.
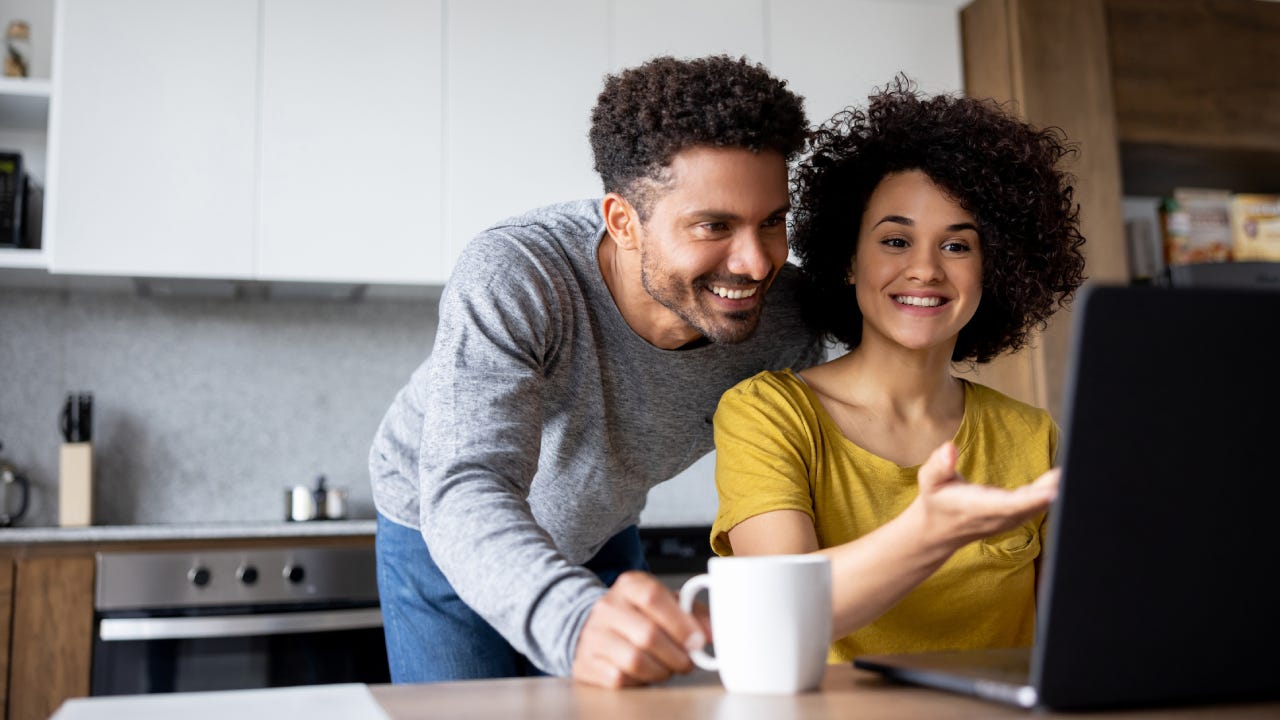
[942,240,972,253]
[881,237,908,249]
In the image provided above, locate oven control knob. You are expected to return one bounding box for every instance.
[188,566,211,587]
[283,564,306,584]
[237,565,259,585]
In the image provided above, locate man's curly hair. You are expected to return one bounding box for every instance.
[790,77,1087,363]
[590,55,807,219]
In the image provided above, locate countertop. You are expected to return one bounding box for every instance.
[51,665,1280,719]
[0,519,376,544]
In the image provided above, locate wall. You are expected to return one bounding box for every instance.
[0,285,727,527]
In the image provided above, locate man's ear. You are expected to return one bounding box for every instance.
[602,193,641,251]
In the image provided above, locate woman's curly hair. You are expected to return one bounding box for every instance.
[590,55,807,219]
[790,77,1087,363]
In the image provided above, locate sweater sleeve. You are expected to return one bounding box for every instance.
[710,372,818,556]
[417,233,605,677]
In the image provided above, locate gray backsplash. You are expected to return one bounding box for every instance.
[0,286,717,529]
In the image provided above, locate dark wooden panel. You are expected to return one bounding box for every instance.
[1107,0,1280,151]
[9,556,94,720]
[0,557,13,720]
[1120,141,1280,197]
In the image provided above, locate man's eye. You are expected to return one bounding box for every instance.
[701,222,729,233]
[762,215,786,228]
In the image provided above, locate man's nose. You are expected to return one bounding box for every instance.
[726,231,780,280]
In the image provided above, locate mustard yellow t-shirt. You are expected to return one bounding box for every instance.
[710,369,1057,663]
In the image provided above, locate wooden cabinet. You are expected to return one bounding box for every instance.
[960,0,1280,420]
[7,555,94,720]
[0,533,374,720]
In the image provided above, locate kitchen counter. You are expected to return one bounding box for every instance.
[0,519,375,544]
[48,665,1280,719]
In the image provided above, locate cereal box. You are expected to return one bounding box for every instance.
[1230,194,1280,262]
[1161,188,1233,265]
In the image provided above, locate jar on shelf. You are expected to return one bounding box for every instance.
[4,20,30,78]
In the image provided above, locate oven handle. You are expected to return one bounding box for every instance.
[98,607,382,642]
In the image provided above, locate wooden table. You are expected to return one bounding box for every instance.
[369,664,1280,719]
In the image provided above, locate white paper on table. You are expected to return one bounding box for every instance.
[49,683,391,720]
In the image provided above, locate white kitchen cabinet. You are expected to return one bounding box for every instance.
[257,0,445,284]
[47,0,260,279]
[445,0,609,259]
[611,0,765,70]
[768,0,965,126]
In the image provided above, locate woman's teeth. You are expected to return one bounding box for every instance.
[895,295,943,307]
[711,286,757,300]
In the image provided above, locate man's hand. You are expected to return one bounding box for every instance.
[915,441,1060,549]
[572,571,708,688]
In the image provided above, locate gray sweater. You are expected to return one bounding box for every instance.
[369,200,822,676]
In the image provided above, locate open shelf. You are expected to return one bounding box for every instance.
[0,246,47,269]
[0,77,51,130]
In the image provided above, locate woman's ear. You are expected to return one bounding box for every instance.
[846,262,857,285]
[601,193,641,251]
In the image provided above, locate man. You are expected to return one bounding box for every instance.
[370,55,821,689]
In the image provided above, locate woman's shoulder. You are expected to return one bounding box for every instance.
[962,379,1056,436]
[718,369,819,422]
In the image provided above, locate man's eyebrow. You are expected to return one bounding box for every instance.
[684,203,791,222]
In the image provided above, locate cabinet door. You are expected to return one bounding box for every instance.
[48,0,259,278]
[257,0,445,284]
[445,0,608,263]
[769,0,964,126]
[9,555,94,720]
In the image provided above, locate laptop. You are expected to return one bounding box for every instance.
[854,285,1280,710]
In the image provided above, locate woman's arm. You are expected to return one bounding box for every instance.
[728,442,1057,639]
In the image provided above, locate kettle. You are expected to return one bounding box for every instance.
[0,440,31,528]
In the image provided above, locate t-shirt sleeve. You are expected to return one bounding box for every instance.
[710,373,817,556]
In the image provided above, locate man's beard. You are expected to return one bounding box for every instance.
[639,247,768,345]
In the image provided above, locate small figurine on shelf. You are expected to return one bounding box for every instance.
[4,20,30,78]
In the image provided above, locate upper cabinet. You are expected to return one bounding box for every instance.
[48,0,259,279]
[257,0,444,284]
[9,0,968,285]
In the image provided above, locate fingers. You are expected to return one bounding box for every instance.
[917,441,960,493]
[572,572,702,688]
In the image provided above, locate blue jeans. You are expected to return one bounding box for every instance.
[375,512,647,682]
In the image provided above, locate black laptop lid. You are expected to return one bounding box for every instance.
[1033,285,1280,709]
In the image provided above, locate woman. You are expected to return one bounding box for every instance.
[710,79,1087,662]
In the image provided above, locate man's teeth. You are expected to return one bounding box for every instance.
[895,295,943,307]
[711,286,758,300]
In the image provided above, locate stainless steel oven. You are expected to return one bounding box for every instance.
[91,546,389,695]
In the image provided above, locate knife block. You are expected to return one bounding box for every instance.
[59,442,93,527]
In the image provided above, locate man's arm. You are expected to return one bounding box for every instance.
[418,235,702,682]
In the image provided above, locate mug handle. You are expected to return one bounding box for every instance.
[678,573,717,671]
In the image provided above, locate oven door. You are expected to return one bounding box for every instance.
[91,603,389,695]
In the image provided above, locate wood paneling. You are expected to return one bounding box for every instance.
[960,0,1128,420]
[0,557,13,719]
[1106,0,1280,151]
[8,556,94,720]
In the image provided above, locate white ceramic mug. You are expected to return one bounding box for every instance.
[679,554,832,694]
